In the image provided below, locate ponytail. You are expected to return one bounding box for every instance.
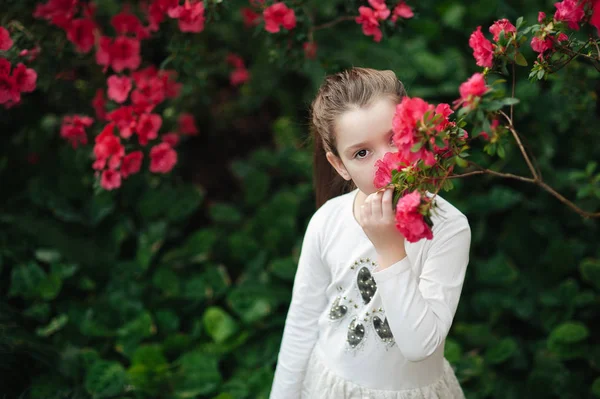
[311,126,355,209]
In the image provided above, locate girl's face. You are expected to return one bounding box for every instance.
[326,96,398,195]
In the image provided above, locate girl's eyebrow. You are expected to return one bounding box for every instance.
[344,129,393,155]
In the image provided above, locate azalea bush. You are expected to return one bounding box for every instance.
[372,1,600,242]
[1,0,600,398]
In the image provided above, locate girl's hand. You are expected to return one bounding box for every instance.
[358,187,407,268]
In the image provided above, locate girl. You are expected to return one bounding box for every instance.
[269,67,471,398]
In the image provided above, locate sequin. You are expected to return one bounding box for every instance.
[328,296,348,320]
[373,316,394,343]
[347,317,365,348]
[356,266,377,304]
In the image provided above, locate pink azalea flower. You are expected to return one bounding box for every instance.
[531,36,554,53]
[538,11,546,23]
[457,73,489,109]
[0,27,13,51]
[107,75,133,104]
[136,113,162,145]
[263,2,296,33]
[111,9,150,40]
[373,151,413,189]
[11,63,37,93]
[230,68,250,86]
[162,132,180,147]
[168,0,205,33]
[121,151,143,178]
[241,7,261,28]
[226,54,245,69]
[303,41,318,59]
[395,191,433,243]
[178,113,199,135]
[107,106,137,139]
[66,18,96,53]
[356,6,382,42]
[554,0,585,30]
[101,169,122,190]
[61,114,94,149]
[489,18,516,41]
[590,0,600,36]
[96,36,141,73]
[368,0,391,20]
[391,1,414,22]
[93,123,125,171]
[150,142,177,173]
[468,26,494,68]
[92,88,107,121]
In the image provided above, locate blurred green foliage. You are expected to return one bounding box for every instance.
[1,0,599,398]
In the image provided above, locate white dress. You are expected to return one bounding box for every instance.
[270,188,471,399]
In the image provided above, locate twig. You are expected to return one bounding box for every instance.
[498,110,539,181]
[449,162,600,218]
[312,16,356,32]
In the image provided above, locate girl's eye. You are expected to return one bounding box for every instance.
[354,149,368,159]
[389,136,396,146]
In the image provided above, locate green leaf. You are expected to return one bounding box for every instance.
[592,377,600,397]
[444,338,462,363]
[537,69,545,80]
[36,314,68,337]
[8,262,46,299]
[85,360,127,398]
[501,97,520,106]
[411,141,424,152]
[497,145,506,159]
[38,272,62,300]
[516,16,524,29]
[128,344,170,395]
[35,248,62,263]
[580,258,600,290]
[136,222,167,272]
[203,307,239,344]
[549,321,589,344]
[116,311,156,357]
[50,263,78,279]
[484,338,518,364]
[209,202,243,224]
[514,52,528,66]
[269,257,297,281]
[173,351,221,398]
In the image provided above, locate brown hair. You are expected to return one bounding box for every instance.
[309,67,407,209]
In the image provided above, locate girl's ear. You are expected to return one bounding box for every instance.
[325,151,352,181]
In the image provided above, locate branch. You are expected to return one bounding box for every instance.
[312,16,356,32]
[449,162,600,219]
[498,110,539,181]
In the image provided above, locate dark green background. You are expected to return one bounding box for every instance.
[1,0,599,398]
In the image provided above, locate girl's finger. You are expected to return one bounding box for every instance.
[371,190,383,220]
[382,188,394,221]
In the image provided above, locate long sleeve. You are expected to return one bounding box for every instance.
[371,215,471,362]
[269,209,331,399]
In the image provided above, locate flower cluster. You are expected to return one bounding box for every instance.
[531,0,600,59]
[0,27,38,108]
[392,97,456,167]
[356,0,414,42]
[371,93,469,242]
[32,0,205,190]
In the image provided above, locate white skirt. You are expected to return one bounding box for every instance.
[301,347,466,399]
